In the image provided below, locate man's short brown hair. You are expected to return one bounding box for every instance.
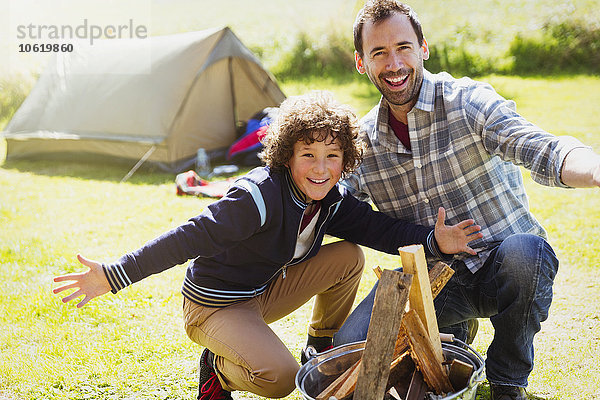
[260,91,363,177]
[354,0,424,56]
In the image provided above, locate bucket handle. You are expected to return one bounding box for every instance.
[302,345,318,363]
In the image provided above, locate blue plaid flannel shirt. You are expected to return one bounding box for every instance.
[343,70,587,273]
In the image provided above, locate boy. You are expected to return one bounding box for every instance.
[53,91,482,399]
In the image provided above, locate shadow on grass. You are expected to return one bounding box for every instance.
[1,156,176,185]
[1,154,254,186]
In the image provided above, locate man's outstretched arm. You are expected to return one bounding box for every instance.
[560,148,600,188]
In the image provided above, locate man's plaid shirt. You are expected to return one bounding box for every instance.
[343,70,587,273]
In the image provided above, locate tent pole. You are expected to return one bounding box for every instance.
[229,57,238,132]
[121,145,157,183]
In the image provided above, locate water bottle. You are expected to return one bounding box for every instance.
[195,148,211,177]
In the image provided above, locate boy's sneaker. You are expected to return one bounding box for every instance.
[198,348,233,400]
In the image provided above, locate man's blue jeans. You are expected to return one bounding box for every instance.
[333,234,559,387]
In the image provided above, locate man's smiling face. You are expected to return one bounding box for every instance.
[356,12,429,114]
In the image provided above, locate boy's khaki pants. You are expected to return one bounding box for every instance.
[183,240,365,398]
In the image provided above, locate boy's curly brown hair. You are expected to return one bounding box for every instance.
[260,91,364,177]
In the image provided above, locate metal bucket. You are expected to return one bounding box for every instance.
[296,339,485,400]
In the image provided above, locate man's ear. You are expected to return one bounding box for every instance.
[422,38,430,61]
[355,51,366,74]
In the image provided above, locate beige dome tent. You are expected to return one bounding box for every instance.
[2,27,285,172]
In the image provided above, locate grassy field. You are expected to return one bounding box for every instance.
[1,74,599,400]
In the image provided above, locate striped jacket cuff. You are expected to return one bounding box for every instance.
[426,230,453,261]
[102,263,132,293]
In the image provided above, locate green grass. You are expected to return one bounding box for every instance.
[1,75,599,400]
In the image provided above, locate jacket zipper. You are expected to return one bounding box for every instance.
[277,199,341,280]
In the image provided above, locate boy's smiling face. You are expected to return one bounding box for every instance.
[287,132,343,202]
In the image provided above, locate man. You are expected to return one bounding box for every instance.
[333,1,600,399]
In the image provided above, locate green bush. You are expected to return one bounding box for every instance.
[427,42,497,77]
[0,74,34,130]
[260,25,502,81]
[509,20,600,75]
[261,16,600,80]
[266,29,356,81]
[264,28,500,81]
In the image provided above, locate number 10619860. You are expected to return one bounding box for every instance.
[18,43,74,53]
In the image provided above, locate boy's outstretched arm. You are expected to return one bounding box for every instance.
[53,254,112,308]
[434,207,483,256]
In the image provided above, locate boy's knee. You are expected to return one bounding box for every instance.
[252,357,299,398]
[337,241,365,272]
[270,365,298,398]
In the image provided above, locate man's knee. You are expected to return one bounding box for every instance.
[493,234,558,306]
[497,234,558,278]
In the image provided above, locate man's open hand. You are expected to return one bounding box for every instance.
[434,207,482,256]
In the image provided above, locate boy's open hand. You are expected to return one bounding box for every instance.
[53,254,111,308]
[434,207,482,256]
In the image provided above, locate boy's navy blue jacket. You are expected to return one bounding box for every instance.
[103,167,444,307]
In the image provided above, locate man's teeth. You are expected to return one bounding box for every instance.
[310,178,327,184]
[387,75,408,84]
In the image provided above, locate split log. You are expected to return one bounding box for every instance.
[405,369,427,400]
[375,262,454,360]
[373,261,454,301]
[353,270,413,400]
[317,341,413,400]
[316,350,415,400]
[398,245,444,362]
[428,261,454,299]
[373,266,383,278]
[331,360,361,399]
[392,330,410,359]
[315,359,361,400]
[448,358,474,392]
[401,309,453,394]
[320,263,454,400]
[380,261,455,395]
[386,349,415,398]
